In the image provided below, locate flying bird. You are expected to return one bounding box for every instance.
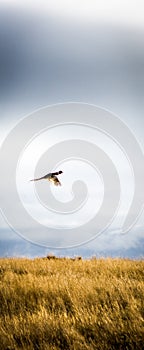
[30,170,63,186]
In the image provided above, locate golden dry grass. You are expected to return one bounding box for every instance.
[0,257,143,349]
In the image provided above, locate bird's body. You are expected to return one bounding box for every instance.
[30,170,63,186]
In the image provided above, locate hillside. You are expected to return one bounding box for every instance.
[0,257,143,349]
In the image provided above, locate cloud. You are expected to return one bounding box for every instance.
[0,10,144,109]
[1,1,144,29]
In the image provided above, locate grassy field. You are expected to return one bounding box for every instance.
[0,256,143,350]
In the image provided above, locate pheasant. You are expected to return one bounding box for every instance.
[30,170,63,186]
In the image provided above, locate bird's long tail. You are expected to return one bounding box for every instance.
[30,176,45,182]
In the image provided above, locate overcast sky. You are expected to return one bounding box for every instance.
[0,1,144,257]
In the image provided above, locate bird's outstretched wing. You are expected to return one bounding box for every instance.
[49,176,61,186]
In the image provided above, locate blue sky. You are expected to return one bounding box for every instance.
[0,1,144,258]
